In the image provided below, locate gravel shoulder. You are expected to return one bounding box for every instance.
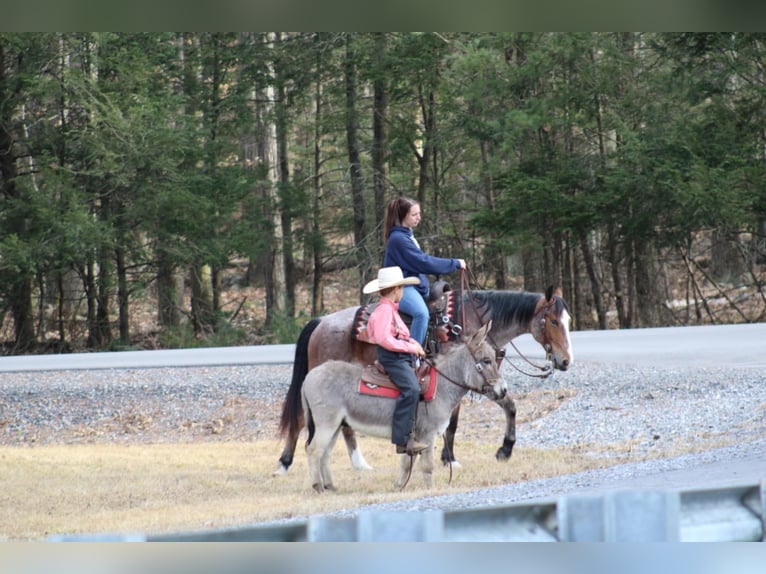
[2,357,764,515]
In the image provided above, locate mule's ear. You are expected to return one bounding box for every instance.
[469,321,492,348]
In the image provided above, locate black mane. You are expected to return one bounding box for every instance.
[466,290,542,329]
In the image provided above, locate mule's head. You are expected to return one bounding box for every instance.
[531,286,573,371]
[465,321,507,400]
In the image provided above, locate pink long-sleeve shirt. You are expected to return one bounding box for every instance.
[365,297,421,354]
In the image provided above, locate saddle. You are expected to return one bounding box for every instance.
[352,279,461,353]
[358,360,438,401]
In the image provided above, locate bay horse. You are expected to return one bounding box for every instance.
[301,323,504,492]
[275,284,573,476]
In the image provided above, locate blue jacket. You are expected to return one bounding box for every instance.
[383,226,461,298]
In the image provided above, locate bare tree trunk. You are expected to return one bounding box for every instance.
[258,33,286,325]
[607,225,627,328]
[579,231,606,329]
[371,32,390,259]
[479,139,507,289]
[634,239,661,327]
[275,53,295,319]
[156,246,181,328]
[190,263,215,334]
[344,33,371,297]
[115,242,130,343]
[311,36,324,316]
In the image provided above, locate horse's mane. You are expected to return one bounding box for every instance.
[466,290,543,329]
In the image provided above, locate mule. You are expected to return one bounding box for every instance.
[275,285,573,475]
[301,323,504,492]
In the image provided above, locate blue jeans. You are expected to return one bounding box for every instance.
[398,285,428,345]
[377,347,419,446]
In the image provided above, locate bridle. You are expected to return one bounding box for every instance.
[423,339,499,396]
[458,269,554,380]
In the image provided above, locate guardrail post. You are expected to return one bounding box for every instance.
[307,516,356,541]
[557,495,606,541]
[605,490,680,541]
[356,510,444,541]
[760,481,766,542]
[558,490,680,541]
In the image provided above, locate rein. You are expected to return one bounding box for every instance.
[459,268,553,379]
[423,349,496,395]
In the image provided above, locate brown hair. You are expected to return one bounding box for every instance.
[384,197,418,242]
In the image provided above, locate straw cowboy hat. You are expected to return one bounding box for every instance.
[363,266,420,294]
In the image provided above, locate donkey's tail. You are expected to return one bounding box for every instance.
[277,318,321,439]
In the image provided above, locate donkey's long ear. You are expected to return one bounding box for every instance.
[469,321,492,348]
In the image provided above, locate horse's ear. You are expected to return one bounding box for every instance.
[545,285,554,301]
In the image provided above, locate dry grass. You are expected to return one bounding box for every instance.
[0,435,633,542]
[2,386,739,542]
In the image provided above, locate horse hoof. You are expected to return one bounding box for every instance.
[351,451,374,471]
[272,465,289,476]
[495,448,512,462]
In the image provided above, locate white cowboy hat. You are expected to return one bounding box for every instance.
[362,266,420,294]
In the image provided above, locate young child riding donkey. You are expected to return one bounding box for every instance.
[362,266,429,456]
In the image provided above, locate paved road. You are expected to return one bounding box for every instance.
[2,322,764,372]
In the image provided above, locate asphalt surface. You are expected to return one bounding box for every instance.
[2,322,765,372]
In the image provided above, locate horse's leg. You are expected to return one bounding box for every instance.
[274,414,303,477]
[275,318,320,476]
[440,405,460,466]
[494,394,517,462]
[342,424,373,471]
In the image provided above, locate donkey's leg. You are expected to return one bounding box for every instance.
[440,405,460,466]
[320,428,342,492]
[305,428,326,493]
[342,424,374,471]
[494,394,517,462]
[416,437,436,489]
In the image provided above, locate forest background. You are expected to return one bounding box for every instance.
[1,32,765,354]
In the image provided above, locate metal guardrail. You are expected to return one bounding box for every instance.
[50,481,766,542]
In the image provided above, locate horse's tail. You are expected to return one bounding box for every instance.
[277,317,321,439]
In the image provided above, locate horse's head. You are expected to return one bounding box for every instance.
[531,286,573,371]
[464,321,507,400]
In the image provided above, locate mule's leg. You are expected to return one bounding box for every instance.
[342,424,374,471]
[494,394,517,462]
[440,405,460,466]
